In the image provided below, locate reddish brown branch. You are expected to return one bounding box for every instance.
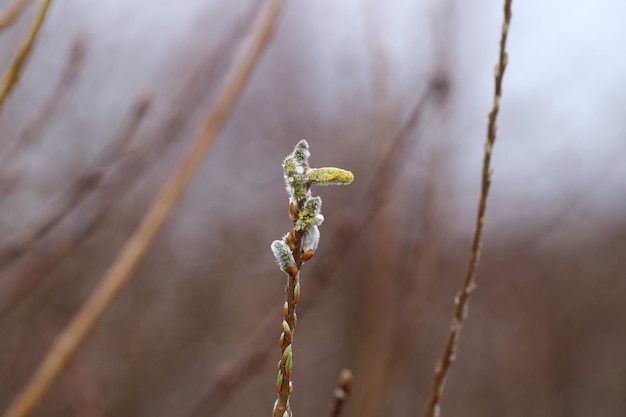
[422,2,513,416]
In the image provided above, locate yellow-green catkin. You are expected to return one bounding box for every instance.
[306,167,354,186]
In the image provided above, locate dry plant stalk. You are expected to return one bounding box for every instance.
[327,369,354,417]
[1,1,288,416]
[271,141,353,417]
[0,0,33,31]
[422,1,513,416]
[0,0,53,111]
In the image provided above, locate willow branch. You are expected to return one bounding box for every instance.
[422,2,513,417]
[0,0,53,112]
[1,0,286,415]
[273,233,302,417]
[183,89,434,417]
[0,0,33,31]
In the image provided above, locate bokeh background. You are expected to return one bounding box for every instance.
[0,0,625,416]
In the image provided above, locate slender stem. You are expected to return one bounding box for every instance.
[1,1,287,416]
[327,369,354,417]
[422,1,513,417]
[0,0,34,31]
[274,223,304,417]
[0,0,53,112]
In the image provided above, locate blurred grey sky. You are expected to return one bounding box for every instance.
[0,0,624,244]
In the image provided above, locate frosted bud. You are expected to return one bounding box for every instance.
[295,196,322,231]
[301,226,320,254]
[282,155,308,201]
[271,240,295,273]
[292,139,310,164]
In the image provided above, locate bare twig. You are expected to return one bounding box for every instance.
[422,2,513,417]
[0,0,53,112]
[0,92,150,274]
[273,218,303,417]
[271,143,354,417]
[327,369,354,417]
[1,0,287,415]
[0,0,33,31]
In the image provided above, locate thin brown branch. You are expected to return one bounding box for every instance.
[1,0,287,415]
[274,231,303,417]
[327,369,354,417]
[0,0,53,112]
[422,2,513,417]
[0,0,33,31]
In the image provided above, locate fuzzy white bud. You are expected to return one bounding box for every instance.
[301,226,320,254]
[271,240,295,273]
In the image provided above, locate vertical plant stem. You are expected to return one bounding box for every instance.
[274,225,303,417]
[1,1,287,416]
[0,0,53,112]
[422,1,513,417]
[327,369,354,417]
